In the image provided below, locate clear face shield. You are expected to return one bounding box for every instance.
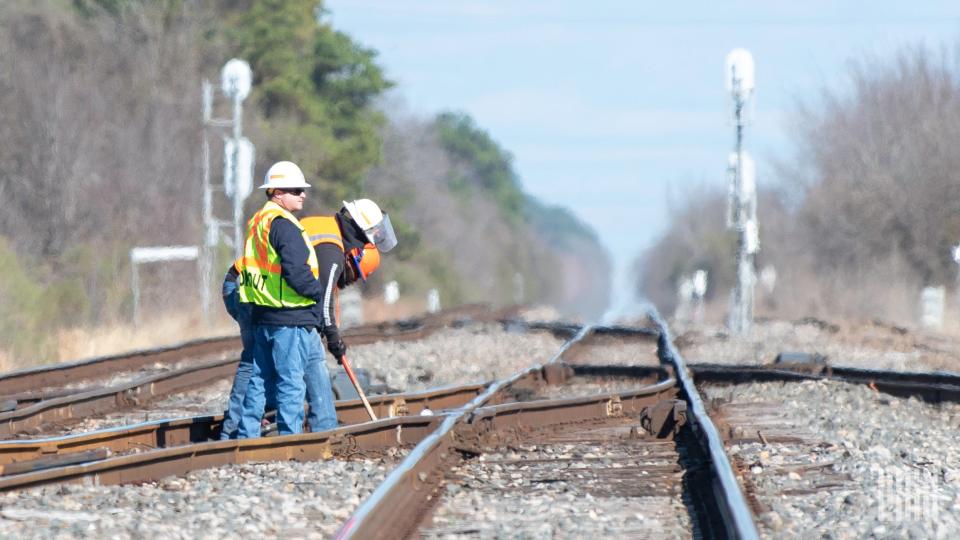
[364,213,398,253]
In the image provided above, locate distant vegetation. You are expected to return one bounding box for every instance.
[0,0,610,366]
[362,111,610,317]
[636,44,960,324]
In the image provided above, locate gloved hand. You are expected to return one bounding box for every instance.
[328,339,347,364]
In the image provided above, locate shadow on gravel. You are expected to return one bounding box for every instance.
[677,423,732,540]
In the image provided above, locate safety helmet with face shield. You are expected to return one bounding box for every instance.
[342,199,397,253]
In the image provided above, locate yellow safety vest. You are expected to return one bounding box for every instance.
[237,201,319,308]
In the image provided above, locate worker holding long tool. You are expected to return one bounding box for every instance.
[235,160,397,437]
[300,199,395,429]
[222,196,393,436]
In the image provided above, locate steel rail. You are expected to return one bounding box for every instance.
[0,336,241,398]
[468,376,677,432]
[689,362,960,402]
[0,356,239,438]
[647,309,760,540]
[0,415,443,492]
[0,382,487,465]
[334,325,593,540]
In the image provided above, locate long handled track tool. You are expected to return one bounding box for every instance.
[340,355,378,421]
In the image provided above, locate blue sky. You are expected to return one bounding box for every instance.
[325,2,960,290]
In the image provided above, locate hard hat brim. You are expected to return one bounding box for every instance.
[259,181,311,190]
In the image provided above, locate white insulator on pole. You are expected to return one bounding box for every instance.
[744,220,759,255]
[224,137,255,199]
[725,49,755,99]
[221,59,252,102]
[739,152,756,203]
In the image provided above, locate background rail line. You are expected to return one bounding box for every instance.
[0,304,514,399]
[0,305,526,438]
[689,362,960,403]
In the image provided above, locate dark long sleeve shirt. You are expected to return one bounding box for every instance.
[313,242,345,346]
[251,217,323,327]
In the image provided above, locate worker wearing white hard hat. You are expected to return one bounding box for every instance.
[341,198,398,253]
[235,161,324,438]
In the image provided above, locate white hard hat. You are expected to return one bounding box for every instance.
[260,161,311,190]
[342,198,398,252]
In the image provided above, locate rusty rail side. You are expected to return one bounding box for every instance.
[0,303,515,397]
[0,356,239,438]
[468,377,677,432]
[0,383,487,464]
[0,415,442,492]
[648,309,760,540]
[0,337,242,397]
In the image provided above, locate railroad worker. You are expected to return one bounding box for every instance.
[218,258,275,439]
[235,161,326,438]
[300,203,392,432]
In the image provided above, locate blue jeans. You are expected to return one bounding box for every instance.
[237,325,313,438]
[220,280,271,439]
[304,331,338,432]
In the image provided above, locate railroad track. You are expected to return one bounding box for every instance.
[0,326,669,490]
[420,417,700,538]
[0,305,523,438]
[0,383,488,467]
[4,307,958,538]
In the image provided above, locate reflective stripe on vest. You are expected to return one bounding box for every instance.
[300,216,345,251]
[237,201,319,308]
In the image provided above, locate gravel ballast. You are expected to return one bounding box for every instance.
[0,449,407,539]
[345,323,564,393]
[676,319,960,372]
[704,380,960,539]
[424,438,692,539]
[565,336,660,367]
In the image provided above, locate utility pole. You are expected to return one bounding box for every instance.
[221,58,254,261]
[725,49,758,334]
[952,244,960,321]
[199,59,254,324]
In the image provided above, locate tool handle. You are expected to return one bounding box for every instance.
[341,355,378,421]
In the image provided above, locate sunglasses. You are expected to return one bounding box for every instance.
[280,188,306,196]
